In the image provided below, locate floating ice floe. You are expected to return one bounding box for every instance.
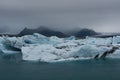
[0,33,120,62]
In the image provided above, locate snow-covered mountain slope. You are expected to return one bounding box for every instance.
[0,33,120,62]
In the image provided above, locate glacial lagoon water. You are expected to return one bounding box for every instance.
[1,33,120,80]
[0,59,120,80]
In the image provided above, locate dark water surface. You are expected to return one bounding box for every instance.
[0,59,120,80]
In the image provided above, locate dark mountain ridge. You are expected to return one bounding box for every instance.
[18,26,67,38]
[74,28,99,38]
[2,26,119,38]
[18,27,99,38]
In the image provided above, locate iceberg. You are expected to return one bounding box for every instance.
[22,45,59,62]
[112,36,120,45]
[0,33,120,62]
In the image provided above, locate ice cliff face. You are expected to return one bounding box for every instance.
[0,33,120,62]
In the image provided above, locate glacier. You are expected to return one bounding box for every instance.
[0,33,120,62]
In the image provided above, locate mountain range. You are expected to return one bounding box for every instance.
[17,26,99,38]
[17,26,67,38]
[1,26,120,38]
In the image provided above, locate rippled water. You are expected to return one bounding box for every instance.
[0,59,120,80]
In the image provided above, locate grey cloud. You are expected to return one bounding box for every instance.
[0,0,120,34]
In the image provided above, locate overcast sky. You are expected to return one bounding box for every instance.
[0,0,120,34]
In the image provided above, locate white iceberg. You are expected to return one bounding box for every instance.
[0,33,120,62]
